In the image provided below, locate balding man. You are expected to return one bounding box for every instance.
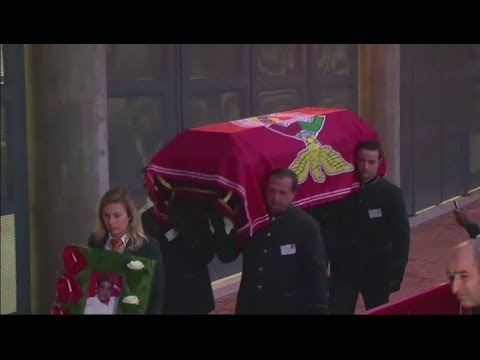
[446,239,480,314]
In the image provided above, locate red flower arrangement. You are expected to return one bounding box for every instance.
[52,245,87,314]
[56,273,83,303]
[51,303,71,315]
[63,245,87,274]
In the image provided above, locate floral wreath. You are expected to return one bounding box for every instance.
[51,245,156,315]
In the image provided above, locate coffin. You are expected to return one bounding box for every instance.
[144,107,386,238]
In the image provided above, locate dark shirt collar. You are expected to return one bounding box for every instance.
[269,204,294,220]
[361,175,380,189]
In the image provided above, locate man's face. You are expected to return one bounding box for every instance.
[447,246,480,308]
[97,281,113,304]
[356,148,380,184]
[264,175,295,216]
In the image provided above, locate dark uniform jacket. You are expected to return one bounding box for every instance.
[216,206,328,315]
[88,233,165,314]
[464,222,480,239]
[142,207,215,315]
[328,176,411,286]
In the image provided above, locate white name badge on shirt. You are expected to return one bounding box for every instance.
[165,228,179,242]
[368,208,383,219]
[280,244,296,256]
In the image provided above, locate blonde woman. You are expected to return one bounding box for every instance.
[88,187,165,314]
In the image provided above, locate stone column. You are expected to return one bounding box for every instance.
[358,44,401,186]
[25,44,109,313]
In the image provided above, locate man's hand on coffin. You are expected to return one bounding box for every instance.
[208,208,227,236]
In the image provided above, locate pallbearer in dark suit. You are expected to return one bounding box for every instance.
[141,184,216,315]
[327,140,410,314]
[214,168,329,315]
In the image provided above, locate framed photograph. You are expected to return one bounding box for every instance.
[52,245,157,315]
[84,272,123,315]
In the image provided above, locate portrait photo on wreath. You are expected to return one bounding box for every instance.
[52,245,157,315]
[84,272,123,315]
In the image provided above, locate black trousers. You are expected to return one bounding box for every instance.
[328,261,390,314]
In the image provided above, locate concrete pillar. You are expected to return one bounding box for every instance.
[358,45,401,186]
[25,44,109,313]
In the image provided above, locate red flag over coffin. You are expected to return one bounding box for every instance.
[144,107,386,238]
